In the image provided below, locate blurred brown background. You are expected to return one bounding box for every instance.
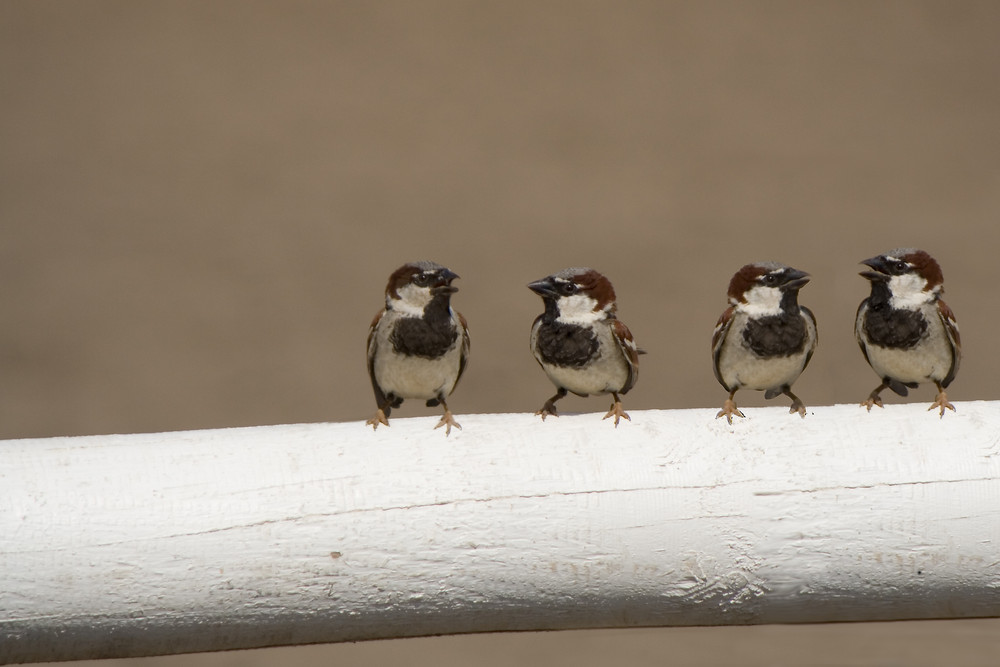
[4,1,1000,665]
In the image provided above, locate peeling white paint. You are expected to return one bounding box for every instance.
[2,402,1000,663]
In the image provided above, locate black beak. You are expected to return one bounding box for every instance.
[527,277,557,298]
[782,268,810,290]
[859,256,889,282]
[431,269,459,294]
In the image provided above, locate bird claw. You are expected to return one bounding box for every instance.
[789,400,807,419]
[602,400,630,427]
[434,410,462,435]
[716,399,745,425]
[860,394,883,412]
[366,409,390,430]
[534,401,559,421]
[928,391,956,418]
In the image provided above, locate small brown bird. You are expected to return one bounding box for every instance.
[855,248,960,416]
[366,261,470,434]
[528,268,642,426]
[712,262,818,423]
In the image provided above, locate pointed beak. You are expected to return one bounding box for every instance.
[528,277,557,297]
[431,269,459,294]
[782,268,810,290]
[859,256,889,282]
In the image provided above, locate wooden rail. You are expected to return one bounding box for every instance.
[3,402,999,663]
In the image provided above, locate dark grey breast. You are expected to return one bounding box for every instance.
[743,311,808,358]
[535,321,599,367]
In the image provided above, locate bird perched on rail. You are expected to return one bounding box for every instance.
[855,248,960,416]
[366,261,470,435]
[528,268,642,426]
[712,262,817,424]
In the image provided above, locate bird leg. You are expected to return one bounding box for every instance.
[602,392,631,427]
[433,397,462,435]
[367,390,400,431]
[861,382,888,411]
[928,382,956,417]
[535,387,568,421]
[366,406,391,430]
[782,386,807,418]
[716,389,745,425]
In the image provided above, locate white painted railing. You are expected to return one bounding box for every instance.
[2,403,1000,663]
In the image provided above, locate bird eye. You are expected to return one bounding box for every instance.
[562,283,579,295]
[895,261,908,272]
[763,274,778,285]
[414,273,433,286]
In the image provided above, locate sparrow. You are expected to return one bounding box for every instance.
[855,248,960,416]
[366,261,470,435]
[528,268,642,426]
[712,262,817,424]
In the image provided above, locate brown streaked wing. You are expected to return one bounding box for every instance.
[937,299,961,387]
[712,306,735,390]
[800,305,818,371]
[453,310,472,390]
[854,298,873,367]
[611,318,640,394]
[529,314,545,368]
[367,309,388,407]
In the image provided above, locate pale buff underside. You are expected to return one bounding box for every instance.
[857,304,953,385]
[717,310,816,392]
[531,321,628,396]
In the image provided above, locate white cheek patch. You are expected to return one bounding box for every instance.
[739,285,783,317]
[556,294,604,324]
[888,273,933,310]
[389,284,433,316]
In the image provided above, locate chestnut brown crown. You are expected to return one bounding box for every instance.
[859,248,943,291]
[528,267,617,313]
[385,261,459,299]
[727,262,810,303]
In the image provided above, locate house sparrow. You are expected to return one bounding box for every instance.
[528,268,642,426]
[855,248,960,416]
[712,262,817,424]
[366,261,470,435]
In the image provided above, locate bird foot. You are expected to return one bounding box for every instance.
[789,399,807,419]
[434,410,462,435]
[366,409,390,430]
[535,401,559,421]
[716,399,745,425]
[860,393,884,412]
[602,400,630,427]
[928,391,956,418]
